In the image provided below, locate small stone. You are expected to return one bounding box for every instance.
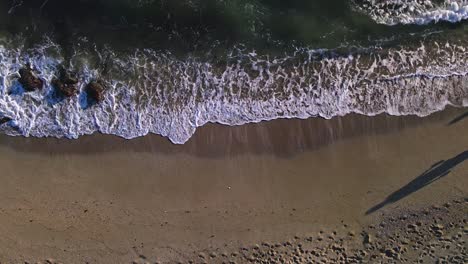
[363,233,372,244]
[400,238,410,245]
[261,242,270,247]
[0,117,12,125]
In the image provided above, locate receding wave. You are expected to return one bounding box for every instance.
[0,34,466,143]
[354,0,468,25]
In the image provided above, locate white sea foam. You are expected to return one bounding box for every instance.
[354,0,468,25]
[0,37,467,144]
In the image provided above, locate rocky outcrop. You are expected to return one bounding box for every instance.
[18,65,43,91]
[0,117,12,125]
[52,68,79,97]
[85,81,106,103]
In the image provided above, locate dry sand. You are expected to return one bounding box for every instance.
[0,107,466,263]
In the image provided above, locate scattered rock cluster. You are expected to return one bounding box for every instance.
[16,65,106,104]
[184,198,467,264]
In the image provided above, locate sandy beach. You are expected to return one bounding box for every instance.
[0,1,467,263]
[0,107,466,263]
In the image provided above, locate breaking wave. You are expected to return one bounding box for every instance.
[0,35,467,144]
[0,0,467,143]
[354,0,468,25]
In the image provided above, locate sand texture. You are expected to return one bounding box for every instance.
[0,107,466,263]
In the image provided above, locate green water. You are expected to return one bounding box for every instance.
[1,0,465,57]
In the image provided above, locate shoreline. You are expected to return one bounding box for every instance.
[0,107,466,262]
[1,106,466,157]
[1,32,467,145]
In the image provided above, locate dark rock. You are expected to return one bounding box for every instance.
[52,79,77,97]
[384,248,397,258]
[363,232,372,244]
[18,65,43,91]
[52,68,79,97]
[85,81,106,103]
[0,117,12,125]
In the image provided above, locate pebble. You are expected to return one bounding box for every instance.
[166,201,466,263]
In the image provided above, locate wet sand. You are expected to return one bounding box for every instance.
[0,107,467,263]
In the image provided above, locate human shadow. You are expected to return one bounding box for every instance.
[366,150,468,215]
[448,111,468,126]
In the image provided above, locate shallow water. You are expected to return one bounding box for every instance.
[0,0,467,143]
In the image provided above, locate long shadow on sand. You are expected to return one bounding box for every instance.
[366,150,468,215]
[448,111,468,126]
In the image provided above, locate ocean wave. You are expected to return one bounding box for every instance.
[354,0,468,25]
[0,36,467,144]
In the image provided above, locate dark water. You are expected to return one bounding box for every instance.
[0,0,467,143]
[1,0,465,52]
